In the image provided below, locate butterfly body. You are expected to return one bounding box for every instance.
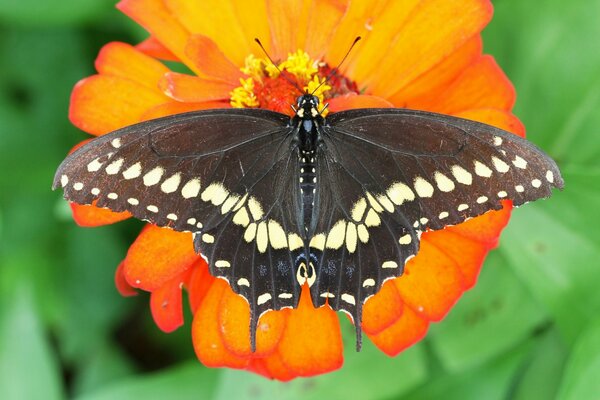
[54,96,563,350]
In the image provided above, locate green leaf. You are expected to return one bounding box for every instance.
[402,342,532,400]
[485,0,600,166]
[0,0,114,27]
[213,337,426,400]
[556,317,600,400]
[71,341,137,397]
[429,251,546,371]
[0,283,65,400]
[499,198,600,343]
[511,329,568,400]
[75,362,218,400]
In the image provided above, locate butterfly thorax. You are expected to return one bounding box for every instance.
[292,94,324,234]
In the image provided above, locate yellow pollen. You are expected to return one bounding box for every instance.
[240,54,265,79]
[278,50,318,81]
[232,50,331,111]
[230,77,259,108]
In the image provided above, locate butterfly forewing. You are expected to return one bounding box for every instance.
[54,109,307,331]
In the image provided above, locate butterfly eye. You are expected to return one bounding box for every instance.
[296,96,304,106]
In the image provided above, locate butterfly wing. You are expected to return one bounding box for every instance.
[309,108,563,342]
[53,109,305,344]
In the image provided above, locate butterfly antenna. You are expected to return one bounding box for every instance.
[310,36,361,96]
[254,38,305,94]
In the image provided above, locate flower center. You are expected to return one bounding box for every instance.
[230,50,359,116]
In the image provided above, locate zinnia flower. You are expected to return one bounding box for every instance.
[66,0,524,380]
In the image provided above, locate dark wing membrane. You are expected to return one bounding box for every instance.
[53,109,305,343]
[311,108,563,339]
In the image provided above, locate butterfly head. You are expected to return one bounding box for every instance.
[295,94,321,119]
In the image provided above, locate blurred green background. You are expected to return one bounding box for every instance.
[1,0,599,399]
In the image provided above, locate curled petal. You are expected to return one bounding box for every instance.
[123,225,198,291]
[95,42,169,93]
[69,75,167,136]
[218,289,287,358]
[248,352,297,382]
[70,201,131,227]
[115,261,138,297]
[186,259,215,313]
[150,275,186,332]
[192,279,249,369]
[394,240,466,321]
[185,35,243,84]
[362,280,404,335]
[136,36,179,61]
[368,306,429,356]
[159,72,234,102]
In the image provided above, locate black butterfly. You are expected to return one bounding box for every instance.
[53,94,563,350]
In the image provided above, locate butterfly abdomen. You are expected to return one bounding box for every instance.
[299,150,318,233]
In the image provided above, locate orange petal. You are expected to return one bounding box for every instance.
[327,93,394,113]
[454,108,526,138]
[265,0,312,60]
[185,35,243,84]
[424,229,490,289]
[448,202,512,246]
[343,0,421,81]
[70,201,131,227]
[218,289,287,358]
[192,279,249,369]
[69,75,167,136]
[303,0,347,60]
[140,100,229,120]
[186,259,215,313]
[248,352,296,381]
[95,42,169,93]
[365,0,493,97]
[150,276,185,332]
[362,280,404,335]
[430,55,516,114]
[389,36,482,108]
[277,286,343,377]
[229,0,272,58]
[163,0,252,66]
[115,261,138,297]
[123,225,198,291]
[117,0,198,73]
[136,36,179,61]
[368,306,429,357]
[159,72,234,102]
[326,0,390,65]
[394,240,466,321]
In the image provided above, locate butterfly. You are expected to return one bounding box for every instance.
[54,93,563,350]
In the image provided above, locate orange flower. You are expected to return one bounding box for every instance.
[66,0,525,380]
